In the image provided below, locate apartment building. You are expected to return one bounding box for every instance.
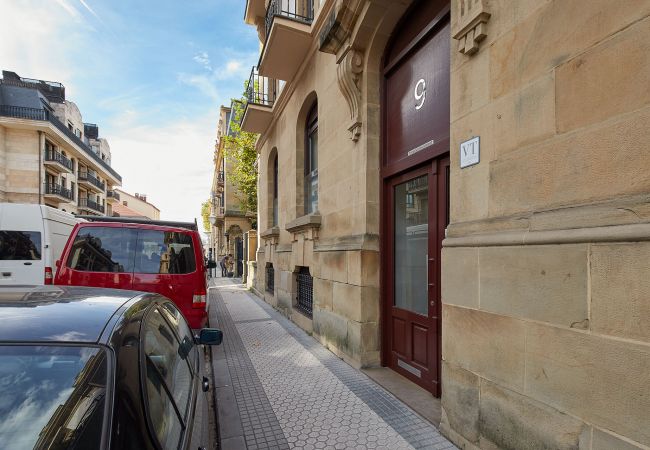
[0,70,121,215]
[241,0,650,448]
[114,189,160,220]
[208,104,254,277]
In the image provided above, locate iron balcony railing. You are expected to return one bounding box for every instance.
[264,0,314,39]
[44,183,74,201]
[78,170,105,191]
[0,105,122,182]
[44,149,73,171]
[107,190,120,201]
[246,66,276,107]
[79,197,105,214]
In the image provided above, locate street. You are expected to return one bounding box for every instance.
[208,277,456,450]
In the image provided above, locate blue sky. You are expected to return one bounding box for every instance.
[0,0,259,222]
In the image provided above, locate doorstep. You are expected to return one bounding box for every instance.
[362,367,442,427]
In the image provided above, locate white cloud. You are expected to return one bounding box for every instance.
[177,73,221,102]
[0,1,78,84]
[78,0,102,23]
[108,113,218,222]
[193,51,213,71]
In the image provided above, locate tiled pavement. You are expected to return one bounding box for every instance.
[208,277,456,450]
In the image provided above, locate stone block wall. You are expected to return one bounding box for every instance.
[442,1,650,449]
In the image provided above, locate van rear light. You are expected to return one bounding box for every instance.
[192,291,206,309]
[44,267,53,285]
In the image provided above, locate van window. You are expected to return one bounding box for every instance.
[135,230,196,274]
[67,227,137,273]
[0,231,41,260]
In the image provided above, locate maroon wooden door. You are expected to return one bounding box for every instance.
[384,157,448,395]
[380,1,450,397]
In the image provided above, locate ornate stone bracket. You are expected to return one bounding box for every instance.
[452,0,491,56]
[337,47,364,142]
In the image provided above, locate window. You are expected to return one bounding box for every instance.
[296,266,313,317]
[266,263,274,294]
[304,104,318,214]
[66,227,137,272]
[272,154,278,226]
[0,231,41,260]
[159,302,198,372]
[143,307,194,450]
[134,230,196,274]
[0,345,108,449]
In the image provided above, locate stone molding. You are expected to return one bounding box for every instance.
[261,226,280,246]
[452,0,491,56]
[261,226,280,239]
[443,223,650,248]
[286,213,321,240]
[336,47,364,142]
[314,233,380,252]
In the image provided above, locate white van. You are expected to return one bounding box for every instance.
[0,204,82,285]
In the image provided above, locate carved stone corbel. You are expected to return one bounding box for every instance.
[337,47,364,142]
[452,0,491,56]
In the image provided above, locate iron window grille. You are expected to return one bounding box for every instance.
[266,264,275,294]
[296,267,313,318]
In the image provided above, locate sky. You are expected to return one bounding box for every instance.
[0,0,259,223]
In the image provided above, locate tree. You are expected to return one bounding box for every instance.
[223,95,258,216]
[200,199,211,233]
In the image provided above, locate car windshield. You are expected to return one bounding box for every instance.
[0,345,108,450]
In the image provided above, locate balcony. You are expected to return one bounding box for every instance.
[78,170,105,192]
[241,67,277,134]
[78,197,105,215]
[0,105,122,183]
[218,171,225,185]
[259,0,314,81]
[106,190,120,203]
[43,183,74,203]
[43,149,73,173]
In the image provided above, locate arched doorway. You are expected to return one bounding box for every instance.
[380,0,450,397]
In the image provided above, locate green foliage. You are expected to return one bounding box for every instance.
[223,94,258,215]
[200,199,211,233]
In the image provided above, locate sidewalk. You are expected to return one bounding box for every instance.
[208,277,456,450]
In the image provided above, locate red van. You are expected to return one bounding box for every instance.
[54,218,216,329]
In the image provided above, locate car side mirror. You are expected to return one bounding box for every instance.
[196,328,223,346]
[55,260,61,268]
[206,260,217,269]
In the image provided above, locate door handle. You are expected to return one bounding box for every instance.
[23,262,32,266]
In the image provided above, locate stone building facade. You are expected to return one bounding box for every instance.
[0,70,122,215]
[114,189,161,219]
[241,1,650,448]
[209,105,254,277]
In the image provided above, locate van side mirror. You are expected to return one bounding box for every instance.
[55,260,61,268]
[196,328,223,346]
[206,260,217,269]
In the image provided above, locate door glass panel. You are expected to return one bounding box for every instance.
[394,175,428,315]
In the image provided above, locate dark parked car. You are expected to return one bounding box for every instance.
[0,285,222,450]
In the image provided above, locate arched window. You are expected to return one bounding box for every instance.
[304,104,318,214]
[272,154,279,226]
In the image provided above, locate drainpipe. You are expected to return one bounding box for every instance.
[38,131,44,204]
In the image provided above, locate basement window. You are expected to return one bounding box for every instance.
[295,267,313,318]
